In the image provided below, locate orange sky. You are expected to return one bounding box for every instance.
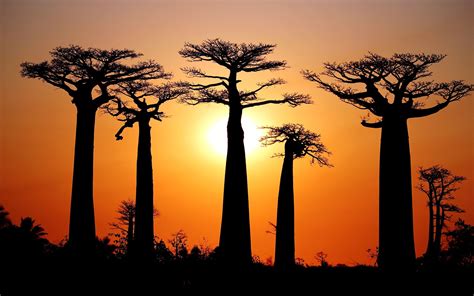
[1,0,473,265]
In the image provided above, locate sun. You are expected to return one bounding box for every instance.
[207,116,262,155]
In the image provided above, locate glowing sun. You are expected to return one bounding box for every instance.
[207,117,262,155]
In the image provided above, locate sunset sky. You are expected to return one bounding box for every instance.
[1,0,472,265]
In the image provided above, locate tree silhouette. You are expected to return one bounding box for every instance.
[105,81,186,260]
[180,39,311,266]
[20,45,168,257]
[168,229,188,260]
[0,215,49,261]
[417,165,465,262]
[110,199,159,257]
[303,53,473,271]
[0,205,11,229]
[445,219,473,267]
[110,200,136,256]
[260,124,330,270]
[315,251,329,268]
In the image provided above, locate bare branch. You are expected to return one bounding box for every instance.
[361,120,383,128]
[181,67,229,81]
[243,93,312,108]
[180,88,229,106]
[407,81,473,118]
[240,78,286,99]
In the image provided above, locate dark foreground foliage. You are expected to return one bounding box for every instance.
[1,259,472,295]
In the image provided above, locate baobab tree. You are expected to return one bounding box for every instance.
[417,165,465,262]
[180,39,311,266]
[303,53,473,270]
[105,81,187,260]
[20,45,168,257]
[260,124,330,269]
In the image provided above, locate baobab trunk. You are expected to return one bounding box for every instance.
[69,105,97,257]
[219,104,252,266]
[274,141,295,270]
[378,114,416,271]
[433,204,444,258]
[134,118,155,260]
[426,200,434,258]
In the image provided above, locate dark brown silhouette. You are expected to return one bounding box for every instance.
[168,229,188,260]
[261,124,330,270]
[417,166,465,262]
[444,219,474,267]
[105,81,187,260]
[303,53,473,271]
[110,199,159,257]
[315,251,329,267]
[20,46,168,257]
[179,39,311,266]
[110,200,136,256]
[0,205,11,229]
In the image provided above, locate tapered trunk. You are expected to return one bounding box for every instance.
[425,200,434,258]
[378,115,416,271]
[274,143,295,270]
[134,118,155,260]
[69,105,97,257]
[127,214,134,255]
[433,204,444,258]
[219,104,252,266]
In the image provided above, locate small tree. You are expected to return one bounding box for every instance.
[261,124,330,269]
[180,39,311,266]
[109,200,159,258]
[105,81,186,260]
[21,46,168,256]
[417,165,465,262]
[110,200,136,256]
[168,230,188,260]
[303,53,473,270]
[315,251,329,267]
[445,219,473,267]
[0,205,11,229]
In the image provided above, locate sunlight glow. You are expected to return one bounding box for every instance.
[207,117,262,155]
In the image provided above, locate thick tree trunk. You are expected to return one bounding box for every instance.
[425,200,434,258]
[378,115,416,271]
[134,118,155,260]
[219,105,252,267]
[274,142,295,270]
[69,105,97,257]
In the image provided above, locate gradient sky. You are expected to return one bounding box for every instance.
[1,0,473,265]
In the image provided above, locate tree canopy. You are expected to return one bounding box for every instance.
[303,53,473,127]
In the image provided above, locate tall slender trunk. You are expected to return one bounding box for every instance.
[219,104,252,266]
[69,105,97,257]
[378,115,416,271]
[134,118,155,260]
[433,203,443,258]
[274,142,295,270]
[426,199,434,258]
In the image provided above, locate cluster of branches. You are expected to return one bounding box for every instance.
[21,45,169,108]
[418,165,466,223]
[302,53,473,127]
[179,39,311,108]
[103,81,188,139]
[260,123,331,166]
